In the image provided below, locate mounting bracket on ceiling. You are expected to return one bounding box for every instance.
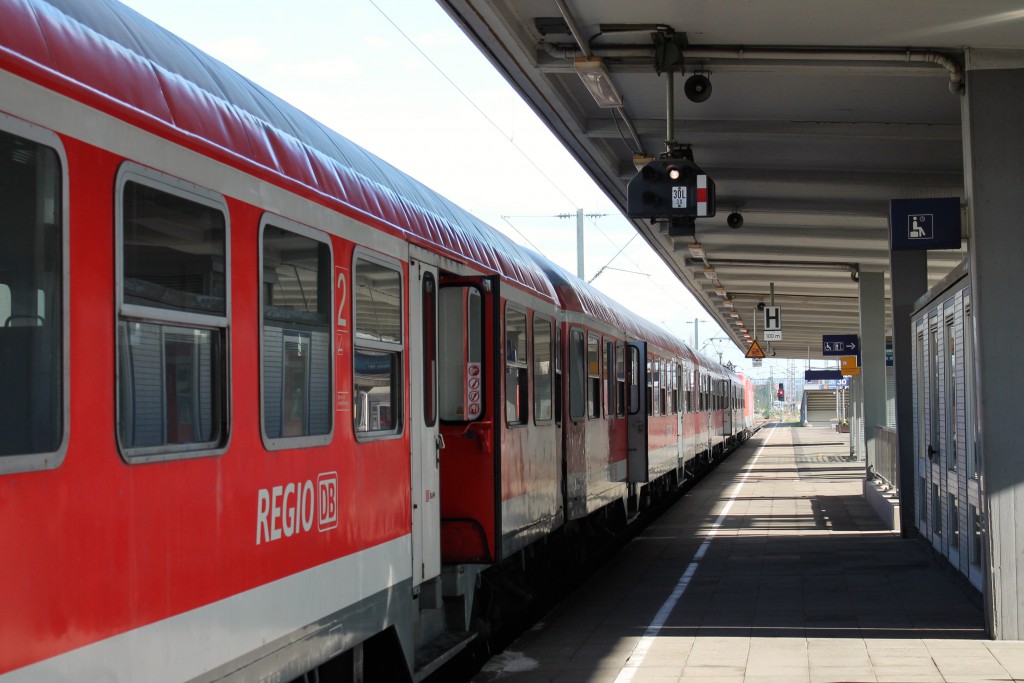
[652,30,688,75]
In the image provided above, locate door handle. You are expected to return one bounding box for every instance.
[927,444,937,458]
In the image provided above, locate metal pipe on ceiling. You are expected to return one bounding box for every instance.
[687,257,860,274]
[553,0,593,58]
[543,42,964,94]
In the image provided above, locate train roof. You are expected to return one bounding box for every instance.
[3,1,744,382]
[3,0,556,302]
[528,250,736,376]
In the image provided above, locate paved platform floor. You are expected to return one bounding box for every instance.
[474,424,1024,682]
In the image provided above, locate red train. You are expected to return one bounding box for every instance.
[0,1,754,680]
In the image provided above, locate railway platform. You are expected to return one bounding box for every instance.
[474,424,1024,682]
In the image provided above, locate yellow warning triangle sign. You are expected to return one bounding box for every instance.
[745,339,766,359]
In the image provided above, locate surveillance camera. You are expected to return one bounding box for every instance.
[727,212,743,229]
[757,302,766,311]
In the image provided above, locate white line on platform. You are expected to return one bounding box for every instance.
[614,425,777,683]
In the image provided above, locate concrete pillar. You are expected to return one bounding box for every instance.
[858,271,887,470]
[962,49,1024,640]
[849,375,862,459]
[890,250,927,537]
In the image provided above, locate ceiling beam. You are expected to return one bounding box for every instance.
[712,196,891,216]
[592,118,961,142]
[669,225,888,241]
[674,247,893,266]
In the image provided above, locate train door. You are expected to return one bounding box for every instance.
[627,341,648,482]
[437,275,500,563]
[675,361,685,474]
[409,257,441,588]
[564,326,587,519]
[723,380,733,440]
[702,372,713,456]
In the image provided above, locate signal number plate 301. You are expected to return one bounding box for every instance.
[671,186,687,209]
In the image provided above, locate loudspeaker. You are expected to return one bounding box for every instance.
[683,74,712,103]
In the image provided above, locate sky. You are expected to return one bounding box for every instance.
[115,0,790,379]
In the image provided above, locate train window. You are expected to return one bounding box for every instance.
[568,328,585,420]
[422,272,437,427]
[615,343,625,417]
[605,340,615,417]
[673,363,681,414]
[646,360,655,416]
[671,366,679,413]
[627,345,641,415]
[0,125,65,471]
[682,366,691,413]
[533,315,553,422]
[587,333,601,419]
[353,256,402,436]
[260,219,332,448]
[116,165,228,461]
[554,326,562,424]
[505,306,528,425]
[439,285,483,422]
[663,363,671,414]
[689,368,695,412]
[656,361,664,416]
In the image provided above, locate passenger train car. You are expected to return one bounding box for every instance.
[0,1,754,680]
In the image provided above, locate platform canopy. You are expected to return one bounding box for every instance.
[437,0,1020,358]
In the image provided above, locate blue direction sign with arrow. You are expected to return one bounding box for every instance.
[822,334,859,356]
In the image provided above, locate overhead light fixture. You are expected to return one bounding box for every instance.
[730,311,740,318]
[575,56,623,108]
[687,242,705,259]
[723,297,734,308]
[633,153,655,171]
[703,267,718,281]
[714,285,726,296]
